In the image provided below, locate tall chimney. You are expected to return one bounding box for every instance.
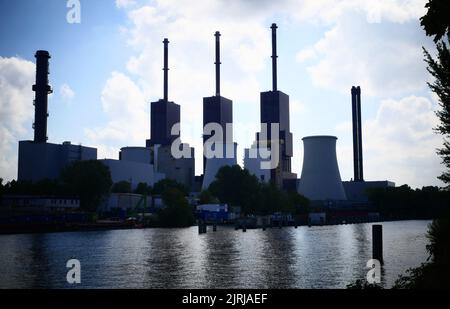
[271,23,278,92]
[356,86,363,181]
[32,50,52,143]
[163,38,169,102]
[215,31,221,96]
[351,86,359,181]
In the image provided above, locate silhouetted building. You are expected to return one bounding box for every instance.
[32,50,52,143]
[146,39,180,147]
[203,31,233,173]
[154,144,195,189]
[144,39,195,189]
[297,136,347,201]
[343,180,395,202]
[351,86,364,181]
[18,51,97,182]
[255,23,296,188]
[18,141,96,182]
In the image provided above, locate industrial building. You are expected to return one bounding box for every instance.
[146,39,180,148]
[18,141,96,182]
[154,145,195,189]
[297,136,347,201]
[243,143,271,183]
[245,23,297,189]
[296,87,395,204]
[202,31,234,172]
[17,50,97,182]
[15,28,397,209]
[203,142,237,190]
[342,87,395,203]
[144,38,196,189]
[202,32,238,189]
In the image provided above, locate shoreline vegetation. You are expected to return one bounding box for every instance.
[1,163,449,235]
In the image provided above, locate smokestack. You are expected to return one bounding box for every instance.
[271,23,278,92]
[356,86,363,181]
[215,31,221,96]
[163,38,169,102]
[351,86,364,181]
[32,50,52,143]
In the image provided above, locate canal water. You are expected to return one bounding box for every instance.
[0,220,430,288]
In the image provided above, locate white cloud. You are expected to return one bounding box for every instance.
[85,71,149,159]
[88,0,438,184]
[60,83,75,102]
[336,95,442,188]
[296,47,317,63]
[0,56,35,181]
[298,14,432,96]
[97,0,275,173]
[115,0,136,9]
[291,0,427,25]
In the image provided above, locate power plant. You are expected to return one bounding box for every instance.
[352,86,364,182]
[18,51,97,182]
[245,23,296,189]
[17,23,394,206]
[297,136,347,201]
[202,31,237,190]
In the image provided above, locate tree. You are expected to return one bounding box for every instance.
[208,165,261,215]
[198,190,219,204]
[393,212,450,289]
[424,40,450,185]
[60,160,112,212]
[420,0,450,42]
[111,181,132,193]
[158,188,195,227]
[152,179,189,196]
[421,0,450,186]
[287,191,310,215]
[134,182,152,195]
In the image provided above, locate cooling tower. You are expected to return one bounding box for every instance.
[202,143,237,190]
[297,136,347,201]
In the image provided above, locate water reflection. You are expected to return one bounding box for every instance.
[0,221,430,288]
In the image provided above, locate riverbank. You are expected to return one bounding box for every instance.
[0,216,434,235]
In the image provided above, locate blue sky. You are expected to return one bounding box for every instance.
[0,0,442,188]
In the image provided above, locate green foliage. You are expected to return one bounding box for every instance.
[367,185,450,219]
[1,178,65,196]
[424,38,450,185]
[111,181,132,193]
[208,165,309,215]
[393,212,450,289]
[134,182,152,195]
[198,190,219,204]
[158,188,195,227]
[421,0,450,186]
[420,0,450,42]
[288,191,310,215]
[60,160,112,212]
[152,179,188,196]
[426,212,450,264]
[208,165,262,215]
[346,279,382,290]
[258,184,295,215]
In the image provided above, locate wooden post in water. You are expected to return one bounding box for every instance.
[198,221,204,234]
[213,224,217,232]
[372,224,383,264]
